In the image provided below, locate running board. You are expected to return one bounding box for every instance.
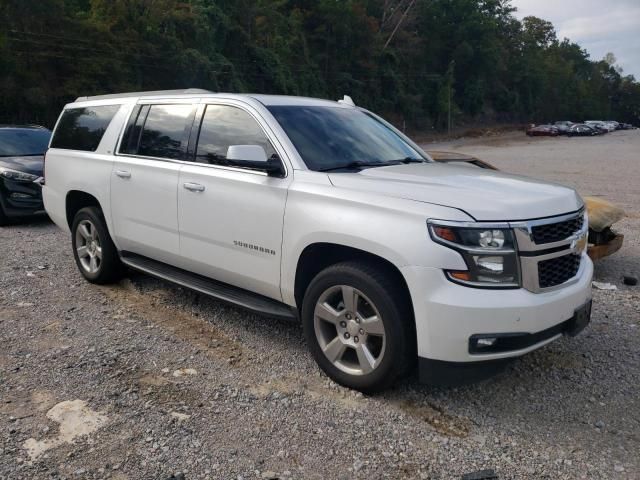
[120,252,297,321]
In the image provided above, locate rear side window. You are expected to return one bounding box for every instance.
[195,105,276,165]
[120,104,193,160]
[50,105,119,151]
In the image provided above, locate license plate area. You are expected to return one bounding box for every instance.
[566,299,592,337]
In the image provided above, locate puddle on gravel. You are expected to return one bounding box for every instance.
[23,399,107,461]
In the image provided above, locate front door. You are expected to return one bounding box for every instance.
[177,103,290,300]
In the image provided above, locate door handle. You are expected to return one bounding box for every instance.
[183,182,205,192]
[115,170,131,179]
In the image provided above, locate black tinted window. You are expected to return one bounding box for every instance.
[0,128,51,156]
[267,106,421,171]
[119,105,148,155]
[196,105,276,165]
[137,104,193,160]
[51,105,119,151]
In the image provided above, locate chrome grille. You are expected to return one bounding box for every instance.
[512,208,587,293]
[531,215,584,244]
[538,254,581,288]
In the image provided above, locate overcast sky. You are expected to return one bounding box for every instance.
[510,0,640,78]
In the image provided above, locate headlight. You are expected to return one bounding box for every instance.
[428,221,520,288]
[0,167,39,182]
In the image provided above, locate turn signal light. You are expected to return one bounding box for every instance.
[448,271,471,281]
[433,226,457,242]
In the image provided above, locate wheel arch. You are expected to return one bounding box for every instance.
[65,190,102,229]
[293,243,415,324]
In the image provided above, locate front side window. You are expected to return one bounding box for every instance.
[0,128,51,156]
[267,106,424,171]
[195,104,276,165]
[51,105,120,152]
[137,104,194,160]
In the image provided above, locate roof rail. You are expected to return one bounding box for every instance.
[75,88,213,102]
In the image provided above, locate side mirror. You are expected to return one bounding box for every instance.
[225,145,283,176]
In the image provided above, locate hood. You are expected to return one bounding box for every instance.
[328,162,583,221]
[0,155,44,176]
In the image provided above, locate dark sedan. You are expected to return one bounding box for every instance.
[567,124,598,137]
[0,125,51,225]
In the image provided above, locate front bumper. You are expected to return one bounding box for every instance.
[0,177,44,217]
[400,252,593,364]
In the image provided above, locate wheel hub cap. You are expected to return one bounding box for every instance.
[346,318,360,337]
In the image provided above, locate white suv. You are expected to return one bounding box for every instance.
[43,89,593,392]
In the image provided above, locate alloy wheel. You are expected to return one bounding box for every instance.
[75,219,102,274]
[313,285,386,375]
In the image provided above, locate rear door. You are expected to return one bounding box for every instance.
[111,101,196,264]
[177,101,291,300]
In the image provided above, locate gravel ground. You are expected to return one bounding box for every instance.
[1,131,639,480]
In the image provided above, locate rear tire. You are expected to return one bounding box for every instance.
[71,207,122,284]
[301,261,415,393]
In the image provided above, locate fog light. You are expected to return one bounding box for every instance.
[476,338,497,348]
[10,192,31,199]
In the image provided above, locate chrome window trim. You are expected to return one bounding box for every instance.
[196,99,290,178]
[114,152,270,177]
[113,99,289,178]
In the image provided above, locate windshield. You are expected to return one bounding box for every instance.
[0,128,51,156]
[267,106,425,171]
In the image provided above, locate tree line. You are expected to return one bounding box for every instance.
[1,0,639,130]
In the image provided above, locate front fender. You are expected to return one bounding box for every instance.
[280,181,471,305]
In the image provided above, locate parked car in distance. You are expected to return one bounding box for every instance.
[526,124,559,136]
[554,121,574,135]
[0,125,50,225]
[43,90,593,392]
[567,124,598,137]
[585,121,613,133]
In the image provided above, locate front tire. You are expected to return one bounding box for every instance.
[301,261,415,393]
[71,207,122,284]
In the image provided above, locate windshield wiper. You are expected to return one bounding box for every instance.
[391,157,425,164]
[318,159,413,172]
[318,157,425,172]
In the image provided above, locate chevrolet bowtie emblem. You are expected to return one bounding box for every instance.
[573,234,588,253]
